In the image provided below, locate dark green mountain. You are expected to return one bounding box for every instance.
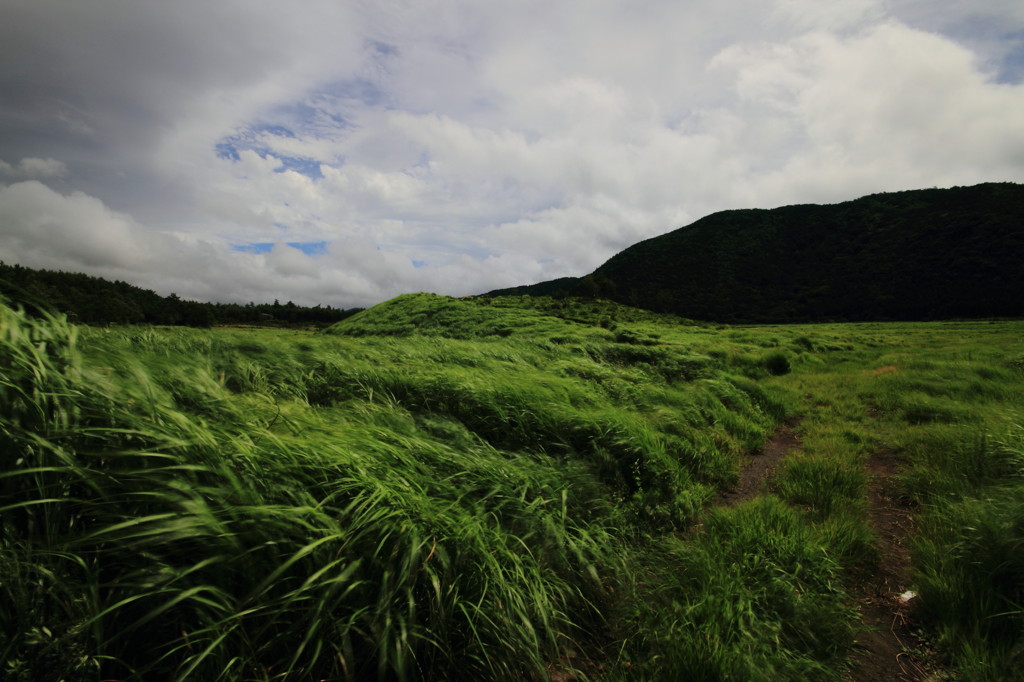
[487,183,1024,322]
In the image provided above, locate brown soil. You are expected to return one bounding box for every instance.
[552,417,943,681]
[546,650,605,682]
[717,418,801,506]
[716,419,939,680]
[845,450,932,682]
[550,421,808,680]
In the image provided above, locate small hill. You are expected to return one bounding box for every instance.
[325,292,591,339]
[488,183,1024,322]
[326,292,703,340]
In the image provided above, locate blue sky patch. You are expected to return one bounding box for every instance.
[368,40,398,57]
[231,241,329,256]
[319,78,391,108]
[997,37,1024,83]
[232,242,274,254]
[287,241,329,255]
[214,115,340,178]
[273,155,324,179]
[215,142,241,161]
[259,124,296,138]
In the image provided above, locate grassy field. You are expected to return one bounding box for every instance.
[2,294,1022,680]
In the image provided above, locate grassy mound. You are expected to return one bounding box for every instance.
[326,293,585,340]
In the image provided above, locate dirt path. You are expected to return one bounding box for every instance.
[717,417,801,506]
[845,450,931,682]
[718,418,936,680]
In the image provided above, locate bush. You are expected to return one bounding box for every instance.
[765,351,792,376]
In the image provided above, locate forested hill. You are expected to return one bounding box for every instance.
[0,262,363,327]
[487,183,1024,322]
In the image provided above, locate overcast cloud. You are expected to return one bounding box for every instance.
[1,0,1022,307]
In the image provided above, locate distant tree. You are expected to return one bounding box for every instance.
[0,262,364,328]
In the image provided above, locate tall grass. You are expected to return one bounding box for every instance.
[619,497,857,681]
[0,304,629,679]
[766,320,1024,679]
[864,343,1024,678]
[1,298,792,680]
[6,296,1022,679]
[901,422,1024,680]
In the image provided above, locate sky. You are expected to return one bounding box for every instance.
[1,0,1023,308]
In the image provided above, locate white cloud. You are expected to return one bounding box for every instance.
[20,157,68,178]
[1,1,1023,306]
[0,181,149,269]
[710,22,1024,203]
[0,157,69,179]
[170,12,1024,296]
[0,181,507,306]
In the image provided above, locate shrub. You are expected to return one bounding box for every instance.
[764,351,792,376]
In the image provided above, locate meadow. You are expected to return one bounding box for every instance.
[2,293,1022,680]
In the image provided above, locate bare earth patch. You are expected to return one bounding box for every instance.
[642,417,944,680]
[846,450,933,682]
[717,419,942,680]
[718,418,801,506]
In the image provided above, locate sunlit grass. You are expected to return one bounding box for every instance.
[763,319,1024,679]
[1,298,785,680]
[3,297,1023,680]
[618,496,857,681]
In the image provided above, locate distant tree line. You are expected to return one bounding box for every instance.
[0,262,363,328]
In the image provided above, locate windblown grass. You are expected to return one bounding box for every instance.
[0,297,787,680]
[762,320,1024,679]
[618,496,857,681]
[4,296,1023,680]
